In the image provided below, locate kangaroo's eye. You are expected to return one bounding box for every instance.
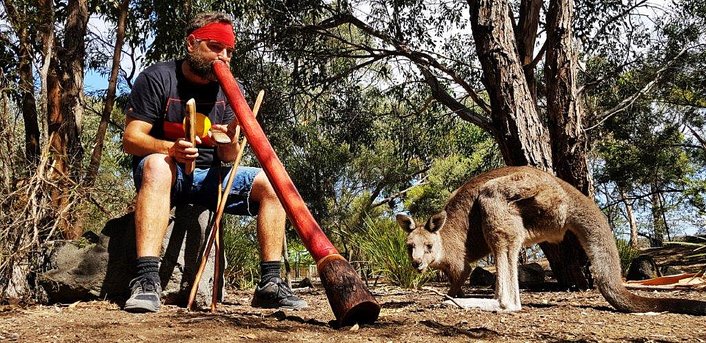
[425,244,433,251]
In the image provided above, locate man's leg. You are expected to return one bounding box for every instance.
[125,154,177,313]
[249,171,307,309]
[251,171,286,262]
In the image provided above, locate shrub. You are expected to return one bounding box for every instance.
[615,238,641,276]
[353,216,432,289]
[222,217,260,290]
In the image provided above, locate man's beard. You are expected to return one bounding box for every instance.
[186,51,216,81]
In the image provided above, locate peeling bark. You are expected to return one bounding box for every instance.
[545,0,591,195]
[44,0,90,239]
[468,0,553,170]
[468,0,591,289]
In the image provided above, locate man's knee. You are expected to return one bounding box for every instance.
[251,171,280,203]
[140,154,176,188]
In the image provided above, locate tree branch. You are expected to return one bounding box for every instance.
[293,14,492,126]
[585,46,691,131]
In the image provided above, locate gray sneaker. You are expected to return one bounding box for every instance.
[251,277,308,310]
[124,276,162,313]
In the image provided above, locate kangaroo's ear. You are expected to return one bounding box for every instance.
[426,210,447,233]
[396,213,416,233]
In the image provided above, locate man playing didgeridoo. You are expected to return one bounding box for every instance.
[122,11,306,313]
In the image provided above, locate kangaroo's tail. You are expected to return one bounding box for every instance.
[568,190,706,316]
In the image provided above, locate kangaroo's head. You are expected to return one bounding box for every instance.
[396,211,447,272]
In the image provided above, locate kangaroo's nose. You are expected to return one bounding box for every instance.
[412,260,421,269]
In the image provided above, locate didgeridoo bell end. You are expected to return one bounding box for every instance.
[316,254,381,326]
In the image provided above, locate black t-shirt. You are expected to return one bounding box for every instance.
[126,60,235,168]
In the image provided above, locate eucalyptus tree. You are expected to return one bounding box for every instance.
[2,0,40,167]
[588,0,706,247]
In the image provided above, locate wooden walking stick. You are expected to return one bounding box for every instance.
[213,60,380,326]
[187,91,264,311]
[184,99,197,174]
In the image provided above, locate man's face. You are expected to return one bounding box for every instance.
[186,37,233,82]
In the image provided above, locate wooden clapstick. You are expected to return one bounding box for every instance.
[212,131,231,144]
[185,99,197,174]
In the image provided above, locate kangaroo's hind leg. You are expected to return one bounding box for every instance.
[477,180,527,312]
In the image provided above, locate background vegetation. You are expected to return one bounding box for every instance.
[0,0,704,299]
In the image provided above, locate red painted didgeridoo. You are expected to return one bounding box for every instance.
[213,60,380,326]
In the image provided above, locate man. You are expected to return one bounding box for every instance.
[122,12,306,313]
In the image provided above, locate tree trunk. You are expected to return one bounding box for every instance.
[18,35,41,167]
[545,0,591,195]
[38,0,55,139]
[515,0,542,102]
[46,0,89,239]
[469,0,592,289]
[619,187,639,248]
[0,90,12,192]
[4,0,41,166]
[468,0,553,170]
[650,183,666,247]
[85,0,129,187]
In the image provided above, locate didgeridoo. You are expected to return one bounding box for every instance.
[213,60,380,326]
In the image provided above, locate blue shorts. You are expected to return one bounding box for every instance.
[133,157,261,216]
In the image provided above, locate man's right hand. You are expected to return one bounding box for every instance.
[168,138,200,164]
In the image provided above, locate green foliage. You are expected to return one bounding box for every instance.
[222,217,260,289]
[78,97,135,233]
[352,216,432,289]
[615,238,640,276]
[405,124,500,218]
[586,1,706,244]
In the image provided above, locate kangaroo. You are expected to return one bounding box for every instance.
[397,166,706,315]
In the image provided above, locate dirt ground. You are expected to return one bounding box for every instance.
[1,283,705,342]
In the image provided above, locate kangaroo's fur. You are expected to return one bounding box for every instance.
[397,166,706,315]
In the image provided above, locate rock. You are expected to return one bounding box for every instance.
[38,204,223,308]
[626,255,660,281]
[469,263,546,288]
[518,262,546,287]
[660,265,683,276]
[639,236,706,274]
[297,277,314,289]
[469,267,495,287]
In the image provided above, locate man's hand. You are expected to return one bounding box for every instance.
[212,121,241,162]
[168,137,201,164]
[211,120,239,143]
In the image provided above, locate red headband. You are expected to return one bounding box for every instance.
[191,22,235,48]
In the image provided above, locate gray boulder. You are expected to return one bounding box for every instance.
[38,204,223,308]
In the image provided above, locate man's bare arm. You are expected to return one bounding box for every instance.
[123,116,199,164]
